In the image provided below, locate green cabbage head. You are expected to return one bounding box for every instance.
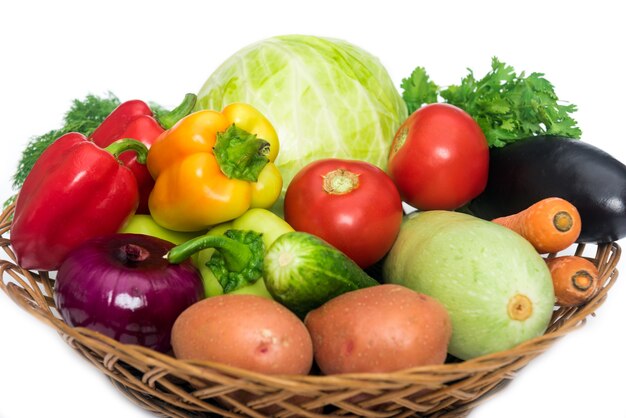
[196,35,407,198]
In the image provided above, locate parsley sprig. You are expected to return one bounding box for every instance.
[401,57,581,147]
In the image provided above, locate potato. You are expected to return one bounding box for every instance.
[171,294,313,375]
[304,284,451,374]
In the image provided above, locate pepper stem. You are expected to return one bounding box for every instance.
[214,124,270,182]
[104,138,149,164]
[167,234,252,271]
[155,93,197,130]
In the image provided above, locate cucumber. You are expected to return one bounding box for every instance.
[264,232,379,317]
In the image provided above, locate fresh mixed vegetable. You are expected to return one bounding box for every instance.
[10,134,149,270]
[491,197,582,254]
[167,208,293,298]
[55,233,203,353]
[284,158,403,268]
[4,34,625,378]
[264,231,380,318]
[545,256,600,307]
[387,102,489,210]
[147,103,282,231]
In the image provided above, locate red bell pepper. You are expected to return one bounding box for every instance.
[90,94,196,213]
[10,133,148,271]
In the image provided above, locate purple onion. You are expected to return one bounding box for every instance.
[54,233,203,353]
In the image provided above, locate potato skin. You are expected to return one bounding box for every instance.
[171,294,313,375]
[304,284,451,374]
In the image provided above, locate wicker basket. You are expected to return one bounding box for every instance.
[0,204,620,418]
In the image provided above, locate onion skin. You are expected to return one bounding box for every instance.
[54,233,203,352]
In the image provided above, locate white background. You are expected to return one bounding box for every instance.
[1,1,625,417]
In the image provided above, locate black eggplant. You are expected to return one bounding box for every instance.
[468,136,626,243]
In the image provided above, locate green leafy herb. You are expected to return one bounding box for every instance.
[400,66,439,115]
[401,57,582,147]
[11,92,121,190]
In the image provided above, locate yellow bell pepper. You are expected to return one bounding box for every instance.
[147,103,282,231]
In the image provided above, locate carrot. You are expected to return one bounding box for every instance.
[491,197,581,254]
[545,256,600,307]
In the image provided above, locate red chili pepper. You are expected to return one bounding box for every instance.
[90,94,196,213]
[10,133,148,271]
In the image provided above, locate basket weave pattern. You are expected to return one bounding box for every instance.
[0,204,620,418]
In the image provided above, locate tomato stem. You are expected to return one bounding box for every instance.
[322,169,360,195]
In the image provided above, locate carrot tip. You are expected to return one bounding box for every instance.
[572,270,594,292]
[553,211,574,233]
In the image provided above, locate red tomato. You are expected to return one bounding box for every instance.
[387,103,489,210]
[284,159,403,268]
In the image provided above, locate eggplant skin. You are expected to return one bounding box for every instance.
[468,136,626,243]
